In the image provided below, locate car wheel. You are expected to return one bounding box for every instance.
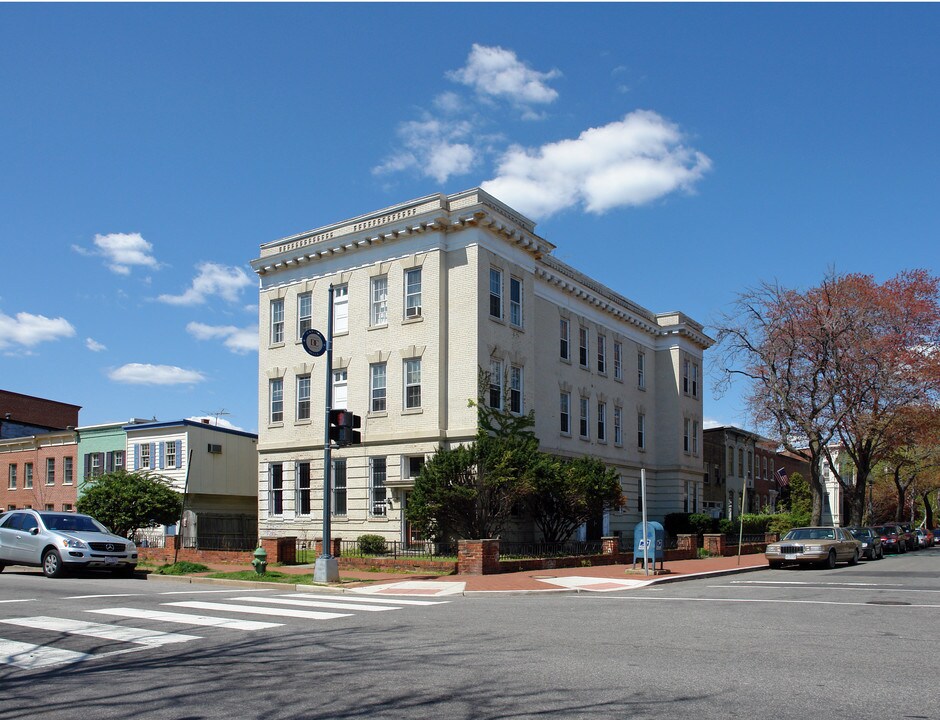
[42,549,65,578]
[768,560,783,569]
[878,547,884,559]
[849,550,859,566]
[0,564,5,573]
[823,550,837,569]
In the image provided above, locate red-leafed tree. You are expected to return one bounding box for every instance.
[715,270,940,526]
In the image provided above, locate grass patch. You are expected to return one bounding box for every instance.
[205,570,306,583]
[157,561,211,575]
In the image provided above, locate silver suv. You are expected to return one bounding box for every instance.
[0,510,138,577]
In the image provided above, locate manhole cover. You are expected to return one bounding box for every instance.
[867,600,911,606]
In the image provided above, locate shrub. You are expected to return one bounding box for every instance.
[718,518,735,535]
[357,534,388,555]
[739,514,775,534]
[688,513,714,535]
[664,513,692,536]
[157,561,210,575]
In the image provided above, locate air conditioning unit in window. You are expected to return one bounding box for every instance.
[208,444,222,454]
[406,306,422,318]
[372,502,387,516]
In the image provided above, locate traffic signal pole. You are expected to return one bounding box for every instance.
[314,284,340,583]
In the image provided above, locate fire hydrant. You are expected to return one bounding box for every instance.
[252,546,268,576]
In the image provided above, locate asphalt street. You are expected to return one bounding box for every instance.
[1,548,938,720]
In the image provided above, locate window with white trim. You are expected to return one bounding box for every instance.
[297,462,312,515]
[269,463,283,516]
[560,318,570,360]
[64,457,73,485]
[613,341,622,380]
[165,441,177,469]
[693,420,700,455]
[579,327,589,368]
[597,335,606,374]
[405,268,422,318]
[560,392,571,434]
[489,359,503,409]
[113,451,124,472]
[332,369,348,410]
[24,463,33,489]
[371,276,388,326]
[333,459,347,516]
[683,359,691,394]
[638,413,646,449]
[7,465,15,489]
[297,374,311,421]
[614,406,623,445]
[404,359,422,409]
[638,351,646,389]
[140,444,151,469]
[270,378,284,423]
[579,396,590,439]
[684,418,691,453]
[509,365,523,414]
[370,457,387,516]
[270,299,285,344]
[298,292,312,337]
[692,362,699,397]
[333,284,348,333]
[597,402,607,442]
[370,363,387,412]
[46,458,55,485]
[509,276,523,327]
[489,268,503,319]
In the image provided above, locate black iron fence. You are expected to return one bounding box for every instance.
[499,540,604,559]
[179,534,256,551]
[336,539,457,559]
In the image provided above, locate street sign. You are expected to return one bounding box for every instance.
[301,329,327,357]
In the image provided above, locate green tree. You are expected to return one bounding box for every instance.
[784,472,812,525]
[76,470,182,538]
[526,456,624,543]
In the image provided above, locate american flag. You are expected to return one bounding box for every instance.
[776,467,789,487]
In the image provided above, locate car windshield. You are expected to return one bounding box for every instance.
[39,513,107,534]
[850,530,870,539]
[785,528,835,541]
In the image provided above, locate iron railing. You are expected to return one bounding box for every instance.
[499,540,603,559]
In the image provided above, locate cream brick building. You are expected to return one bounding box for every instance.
[250,189,713,545]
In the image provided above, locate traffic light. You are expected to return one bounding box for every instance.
[329,409,362,446]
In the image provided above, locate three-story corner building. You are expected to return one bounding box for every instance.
[251,189,713,545]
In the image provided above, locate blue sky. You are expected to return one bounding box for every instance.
[1,4,938,434]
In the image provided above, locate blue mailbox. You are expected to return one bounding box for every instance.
[632,521,665,570]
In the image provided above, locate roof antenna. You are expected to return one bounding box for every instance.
[203,409,230,426]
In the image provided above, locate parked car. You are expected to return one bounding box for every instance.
[0,509,137,578]
[913,528,930,549]
[871,524,905,553]
[846,527,884,560]
[933,528,940,546]
[898,523,917,551]
[765,527,862,569]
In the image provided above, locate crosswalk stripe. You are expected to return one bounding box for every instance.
[0,616,199,646]
[227,596,399,612]
[0,639,92,670]
[87,607,281,630]
[283,593,450,606]
[165,600,352,621]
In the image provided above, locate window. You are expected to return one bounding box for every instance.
[597,402,607,442]
[738,448,744,477]
[489,360,503,409]
[693,420,699,454]
[637,413,646,449]
[370,458,387,516]
[113,451,125,472]
[489,268,503,318]
[62,503,72,512]
[297,462,311,515]
[297,374,311,421]
[597,335,606,374]
[579,397,590,439]
[560,318,570,360]
[762,456,767,480]
[684,419,691,452]
[579,327,589,368]
[64,457,73,485]
[269,463,283,516]
[509,365,523,414]
[613,341,622,380]
[45,504,55,511]
[614,406,623,445]
[140,444,151,470]
[404,359,421,409]
[371,276,388,326]
[270,298,285,344]
[270,378,284,423]
[560,392,571,434]
[333,459,347,516]
[683,359,691,394]
[727,447,734,476]
[509,276,523,327]
[46,458,55,485]
[298,292,312,337]
[637,352,646,388]
[332,369,348,410]
[370,363,387,412]
[165,442,177,469]
[333,284,348,333]
[747,451,753,480]
[24,463,33,489]
[90,453,101,477]
[692,363,699,397]
[405,268,422,318]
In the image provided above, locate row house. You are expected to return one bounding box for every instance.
[251,188,713,545]
[703,426,781,519]
[0,430,79,512]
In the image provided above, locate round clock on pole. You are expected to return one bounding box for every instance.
[301,328,327,357]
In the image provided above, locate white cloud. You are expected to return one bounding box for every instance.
[85,338,107,352]
[0,311,76,349]
[75,233,160,275]
[158,263,253,306]
[703,418,723,430]
[481,110,711,219]
[186,321,258,355]
[373,117,476,184]
[448,44,560,113]
[109,363,205,385]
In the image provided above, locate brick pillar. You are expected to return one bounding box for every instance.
[314,537,342,558]
[601,536,620,556]
[457,539,501,575]
[677,534,699,556]
[703,533,727,556]
[261,536,297,564]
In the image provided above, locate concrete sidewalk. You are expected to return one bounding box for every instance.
[150,553,769,595]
